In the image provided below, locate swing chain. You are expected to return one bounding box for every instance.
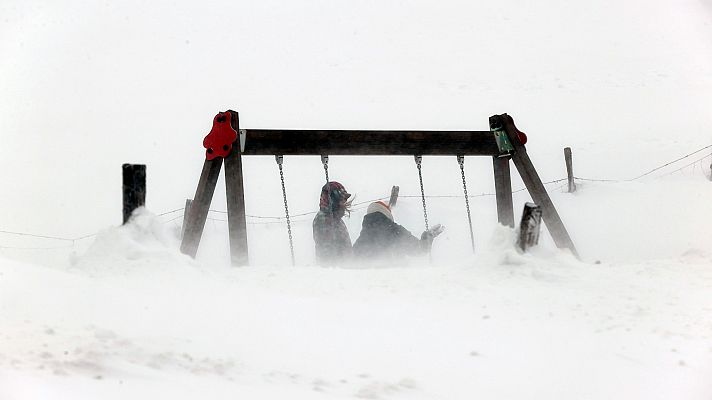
[458,155,475,252]
[414,155,429,231]
[275,155,295,266]
[321,155,329,183]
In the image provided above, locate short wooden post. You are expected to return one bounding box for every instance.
[564,147,576,193]
[492,156,515,227]
[224,110,249,266]
[180,199,192,239]
[517,202,542,252]
[180,158,223,258]
[388,185,400,207]
[122,164,146,224]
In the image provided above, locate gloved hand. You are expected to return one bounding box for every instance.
[420,224,444,253]
[421,224,445,241]
[429,224,445,237]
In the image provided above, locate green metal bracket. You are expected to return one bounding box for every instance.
[491,124,514,156]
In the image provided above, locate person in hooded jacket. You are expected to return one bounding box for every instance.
[312,181,353,265]
[353,201,444,260]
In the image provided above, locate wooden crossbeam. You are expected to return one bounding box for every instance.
[240,129,498,156]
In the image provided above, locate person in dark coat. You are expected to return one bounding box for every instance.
[312,181,353,265]
[353,201,444,260]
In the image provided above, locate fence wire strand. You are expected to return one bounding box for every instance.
[575,144,712,182]
[3,144,711,249]
[657,152,712,178]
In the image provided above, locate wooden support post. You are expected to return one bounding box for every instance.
[492,156,515,227]
[224,110,249,266]
[494,114,579,257]
[388,185,400,208]
[564,147,576,193]
[180,199,192,240]
[122,164,146,224]
[180,158,223,258]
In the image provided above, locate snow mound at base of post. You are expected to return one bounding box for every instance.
[469,224,587,284]
[69,208,194,274]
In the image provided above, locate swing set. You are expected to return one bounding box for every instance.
[180,110,578,265]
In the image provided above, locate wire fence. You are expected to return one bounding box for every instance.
[2,144,711,250]
[573,145,712,183]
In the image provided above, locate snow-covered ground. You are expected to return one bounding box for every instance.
[2,204,712,399]
[2,0,712,398]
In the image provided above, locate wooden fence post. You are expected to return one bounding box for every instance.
[388,185,400,207]
[122,164,146,224]
[564,147,576,193]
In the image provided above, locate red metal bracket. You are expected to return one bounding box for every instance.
[517,130,528,145]
[203,111,237,160]
[502,114,528,146]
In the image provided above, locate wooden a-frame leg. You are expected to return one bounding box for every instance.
[180,158,223,258]
[492,114,578,258]
[225,110,249,266]
[510,147,579,257]
[510,148,578,256]
[492,156,515,228]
